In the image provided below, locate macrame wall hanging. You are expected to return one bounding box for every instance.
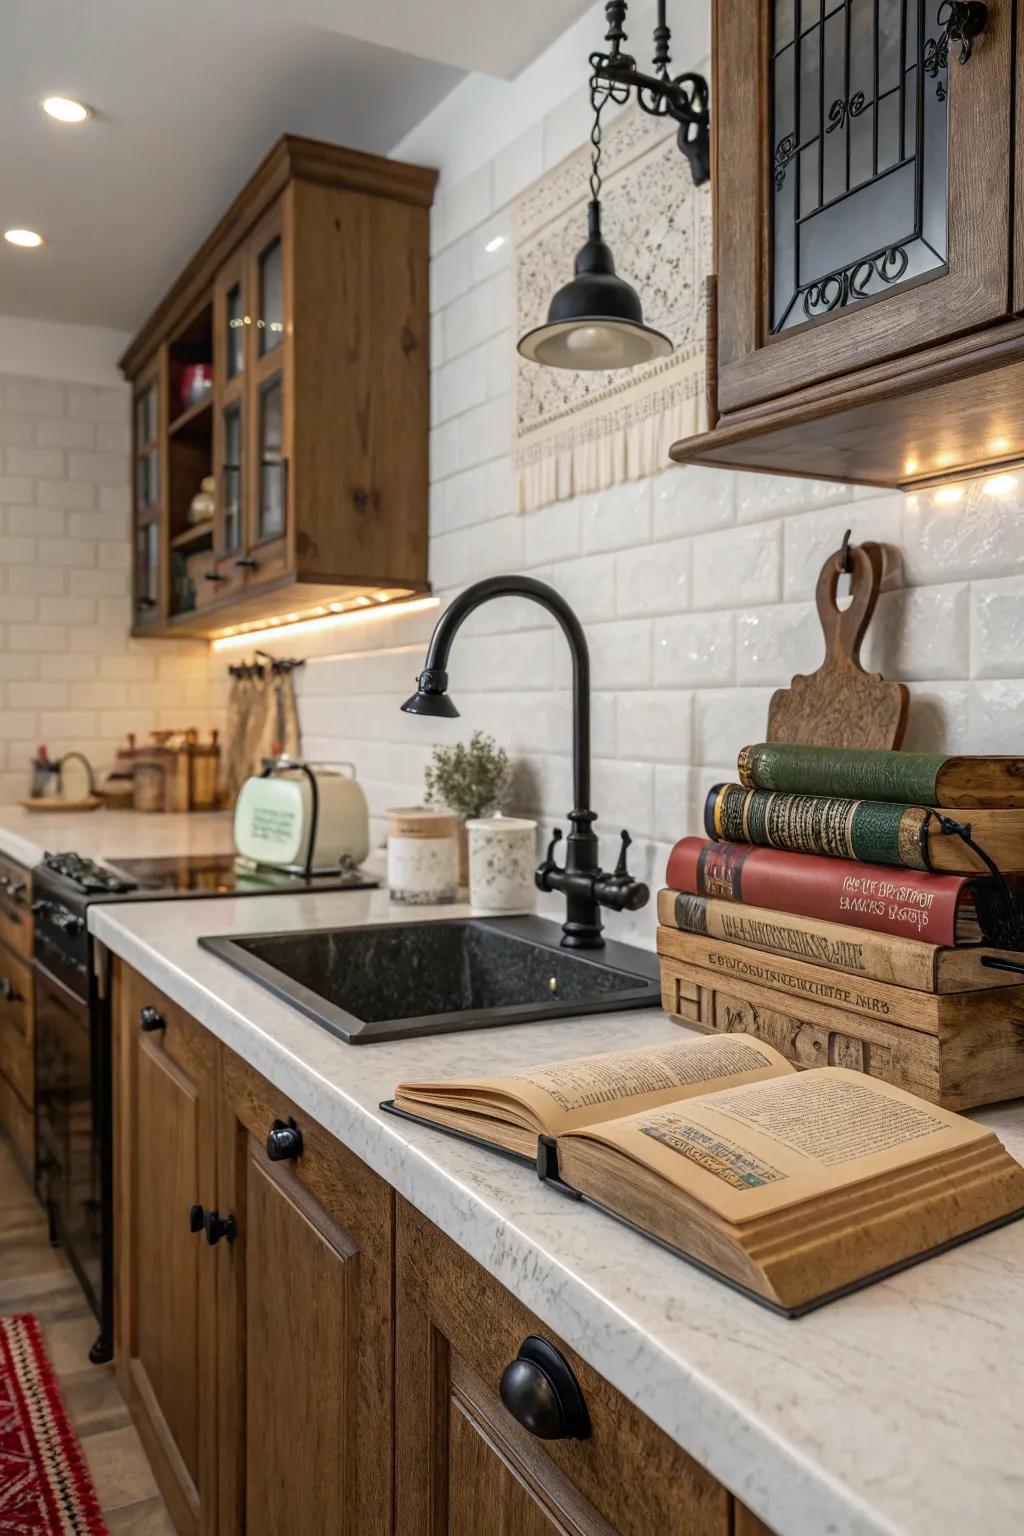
[513,101,711,514]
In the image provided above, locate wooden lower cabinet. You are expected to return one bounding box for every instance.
[215,1049,393,1535]
[113,961,775,1535]
[114,966,220,1536]
[395,1197,731,1536]
[0,855,33,1174]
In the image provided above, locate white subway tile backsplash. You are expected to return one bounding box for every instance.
[903,481,1024,585]
[652,465,735,539]
[523,500,581,567]
[863,583,969,681]
[967,681,1024,753]
[36,478,95,510]
[459,395,510,468]
[6,445,65,479]
[654,613,735,688]
[654,765,696,844]
[691,522,782,610]
[617,691,692,763]
[901,683,970,751]
[735,472,855,524]
[616,538,691,618]
[493,124,544,209]
[972,575,1024,678]
[694,688,775,765]
[580,480,653,554]
[441,165,493,245]
[588,619,653,691]
[736,601,821,686]
[431,238,473,313]
[64,385,127,422]
[782,496,902,599]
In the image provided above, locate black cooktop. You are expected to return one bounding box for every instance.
[37,850,379,903]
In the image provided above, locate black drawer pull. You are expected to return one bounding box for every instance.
[204,571,227,583]
[234,556,259,570]
[266,1119,303,1162]
[499,1336,590,1441]
[139,1006,165,1033]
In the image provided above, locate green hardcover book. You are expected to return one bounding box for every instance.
[706,782,926,868]
[736,744,1024,810]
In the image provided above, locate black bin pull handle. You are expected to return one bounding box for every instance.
[498,1336,591,1441]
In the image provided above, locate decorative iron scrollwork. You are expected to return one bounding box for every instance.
[826,92,868,134]
[926,1,987,98]
[773,133,798,189]
[801,244,912,321]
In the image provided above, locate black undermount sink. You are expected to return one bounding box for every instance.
[199,915,661,1044]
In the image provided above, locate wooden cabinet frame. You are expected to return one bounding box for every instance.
[715,0,1014,415]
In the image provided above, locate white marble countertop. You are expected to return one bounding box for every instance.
[88,885,1024,1536]
[0,805,236,870]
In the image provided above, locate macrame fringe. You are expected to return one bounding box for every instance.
[514,362,707,514]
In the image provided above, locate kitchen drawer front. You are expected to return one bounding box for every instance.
[0,858,32,961]
[395,1197,731,1536]
[123,972,217,1085]
[0,1069,34,1172]
[219,1047,391,1250]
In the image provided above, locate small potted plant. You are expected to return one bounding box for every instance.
[424,731,510,884]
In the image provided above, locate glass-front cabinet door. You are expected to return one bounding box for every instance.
[715,0,1012,412]
[132,363,163,627]
[247,199,289,579]
[211,249,250,602]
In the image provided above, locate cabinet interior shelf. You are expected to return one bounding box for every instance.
[168,395,213,439]
[170,521,214,551]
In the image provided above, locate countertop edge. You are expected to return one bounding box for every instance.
[90,900,907,1536]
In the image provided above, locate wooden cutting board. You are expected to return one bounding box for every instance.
[767,536,908,750]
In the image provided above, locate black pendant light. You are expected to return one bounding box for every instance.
[518,1,709,374]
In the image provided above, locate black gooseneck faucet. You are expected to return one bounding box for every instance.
[400,574,649,949]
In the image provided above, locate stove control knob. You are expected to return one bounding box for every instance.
[30,899,51,918]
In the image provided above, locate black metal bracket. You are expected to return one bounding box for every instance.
[939,1,988,65]
[588,1,710,187]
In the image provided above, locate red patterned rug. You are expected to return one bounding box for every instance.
[0,1315,107,1534]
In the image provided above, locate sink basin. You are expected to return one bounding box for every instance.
[199,915,661,1044]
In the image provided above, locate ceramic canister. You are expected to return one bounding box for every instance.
[465,815,537,912]
[387,807,460,905]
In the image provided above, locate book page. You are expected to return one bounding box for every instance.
[569,1067,995,1221]
[395,1033,795,1137]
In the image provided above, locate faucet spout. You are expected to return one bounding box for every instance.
[401,575,648,948]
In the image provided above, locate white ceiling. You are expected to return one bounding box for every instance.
[1,0,589,334]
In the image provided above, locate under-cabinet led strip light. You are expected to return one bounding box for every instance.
[210,595,440,651]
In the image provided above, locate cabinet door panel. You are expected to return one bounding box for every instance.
[114,969,219,1536]
[716,0,1013,412]
[395,1197,730,1536]
[218,1049,393,1536]
[243,1149,353,1536]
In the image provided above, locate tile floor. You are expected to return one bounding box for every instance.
[0,1136,173,1533]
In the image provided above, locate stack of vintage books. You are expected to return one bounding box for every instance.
[657,745,1024,1110]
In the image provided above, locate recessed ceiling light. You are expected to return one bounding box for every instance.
[41,96,91,123]
[4,228,44,248]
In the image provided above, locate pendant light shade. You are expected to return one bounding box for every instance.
[518,202,671,371]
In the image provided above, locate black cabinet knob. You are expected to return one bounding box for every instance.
[266,1119,303,1162]
[139,1006,165,1033]
[498,1336,590,1441]
[188,1204,237,1245]
[234,556,259,569]
[203,1210,237,1246]
[0,977,20,1003]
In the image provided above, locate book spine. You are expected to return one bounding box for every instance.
[656,889,939,991]
[737,743,945,805]
[664,837,967,945]
[705,783,931,871]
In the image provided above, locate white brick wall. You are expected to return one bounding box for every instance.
[262,55,1024,952]
[0,372,224,803]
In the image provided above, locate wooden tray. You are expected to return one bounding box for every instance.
[20,796,102,813]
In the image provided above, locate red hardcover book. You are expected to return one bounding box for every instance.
[664,837,982,946]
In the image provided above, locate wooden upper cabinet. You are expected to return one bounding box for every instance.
[674,0,1024,490]
[120,134,437,638]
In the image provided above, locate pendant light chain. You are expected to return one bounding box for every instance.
[588,1,632,205]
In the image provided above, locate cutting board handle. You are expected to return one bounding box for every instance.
[815,534,883,669]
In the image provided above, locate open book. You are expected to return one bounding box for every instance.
[390,1034,1024,1314]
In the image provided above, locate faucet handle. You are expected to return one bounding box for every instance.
[535,826,564,893]
[613,829,632,878]
[594,829,649,914]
